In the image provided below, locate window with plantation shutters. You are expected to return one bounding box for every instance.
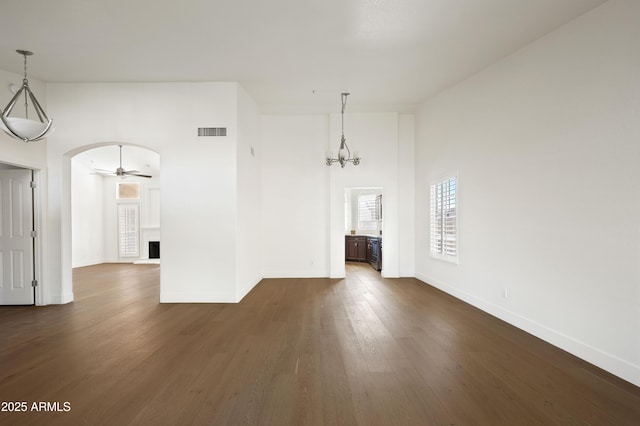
[118,204,139,258]
[358,193,377,231]
[430,177,457,262]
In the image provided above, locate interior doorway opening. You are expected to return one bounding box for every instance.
[344,187,383,273]
[70,144,160,295]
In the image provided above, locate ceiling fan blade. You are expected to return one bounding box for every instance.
[92,169,117,176]
[93,168,115,173]
[124,171,153,178]
[94,146,154,179]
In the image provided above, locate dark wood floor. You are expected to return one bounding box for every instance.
[1,262,639,425]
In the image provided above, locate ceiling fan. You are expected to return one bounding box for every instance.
[93,145,152,179]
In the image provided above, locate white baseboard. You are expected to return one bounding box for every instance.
[236,276,262,303]
[415,273,640,388]
[160,290,237,304]
[71,258,105,268]
[262,270,329,279]
[44,290,74,305]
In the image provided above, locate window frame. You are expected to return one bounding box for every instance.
[357,192,378,232]
[356,191,382,232]
[118,203,140,258]
[430,175,458,264]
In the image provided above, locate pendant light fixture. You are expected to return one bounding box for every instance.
[326,92,360,168]
[1,50,53,142]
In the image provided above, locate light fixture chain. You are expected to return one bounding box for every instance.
[23,52,28,81]
[341,94,345,137]
[23,52,29,119]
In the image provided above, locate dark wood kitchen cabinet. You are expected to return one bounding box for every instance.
[346,235,382,270]
[345,236,367,261]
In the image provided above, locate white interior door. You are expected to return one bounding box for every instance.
[0,169,34,305]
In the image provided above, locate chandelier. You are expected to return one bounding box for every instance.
[326,92,360,168]
[1,50,53,142]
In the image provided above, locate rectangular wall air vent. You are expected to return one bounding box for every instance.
[198,127,227,137]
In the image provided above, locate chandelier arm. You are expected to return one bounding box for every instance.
[28,119,53,141]
[23,87,28,119]
[2,86,26,118]
[0,115,23,140]
[28,85,50,120]
[27,90,46,122]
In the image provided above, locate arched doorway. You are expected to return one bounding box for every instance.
[69,143,160,297]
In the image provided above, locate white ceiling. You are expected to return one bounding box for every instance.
[73,145,160,178]
[0,0,606,113]
[2,0,608,173]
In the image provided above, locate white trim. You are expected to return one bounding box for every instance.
[160,290,238,304]
[32,169,46,306]
[236,276,262,303]
[262,270,329,279]
[71,258,105,268]
[415,272,640,388]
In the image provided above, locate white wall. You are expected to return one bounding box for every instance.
[415,0,640,386]
[398,114,415,277]
[45,82,243,304]
[261,115,330,277]
[71,161,104,267]
[236,85,262,300]
[102,177,117,263]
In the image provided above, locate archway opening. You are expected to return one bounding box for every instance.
[70,143,160,299]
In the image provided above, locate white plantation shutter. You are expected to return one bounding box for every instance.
[430,177,457,262]
[118,204,139,258]
[358,193,377,231]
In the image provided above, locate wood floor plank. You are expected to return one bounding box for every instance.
[0,262,639,425]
